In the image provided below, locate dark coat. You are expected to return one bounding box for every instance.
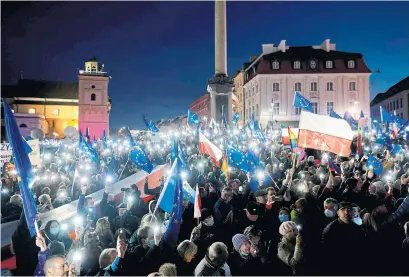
[1,202,22,223]
[190,222,219,261]
[113,210,139,234]
[213,198,232,226]
[321,218,367,275]
[227,251,262,276]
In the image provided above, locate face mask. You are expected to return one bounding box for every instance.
[49,226,60,236]
[239,250,250,258]
[279,214,289,223]
[149,239,155,248]
[204,218,214,226]
[324,209,336,218]
[353,216,362,226]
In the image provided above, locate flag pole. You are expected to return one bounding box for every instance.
[118,155,130,181]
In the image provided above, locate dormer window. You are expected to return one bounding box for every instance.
[347,60,355,68]
[293,61,301,69]
[326,61,333,68]
[310,60,317,69]
[272,61,280,70]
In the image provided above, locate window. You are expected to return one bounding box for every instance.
[312,102,318,114]
[326,61,333,68]
[310,60,317,69]
[326,102,334,114]
[256,104,259,116]
[256,84,258,94]
[393,101,396,110]
[91,93,96,101]
[294,82,302,91]
[252,87,255,96]
[349,81,356,91]
[326,82,334,91]
[91,85,95,89]
[19,124,27,128]
[272,61,280,70]
[91,66,97,72]
[272,103,280,115]
[294,61,301,69]
[347,60,355,68]
[400,98,403,109]
[246,109,248,119]
[52,109,59,116]
[273,83,280,91]
[294,107,301,115]
[396,99,400,109]
[28,108,36,114]
[311,82,318,91]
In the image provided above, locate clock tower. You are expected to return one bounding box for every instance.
[78,57,111,139]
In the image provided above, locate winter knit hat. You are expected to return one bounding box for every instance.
[279,221,297,236]
[232,234,249,251]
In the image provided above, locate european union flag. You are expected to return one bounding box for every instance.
[22,136,33,154]
[226,144,248,173]
[380,106,405,126]
[163,159,183,248]
[366,155,383,176]
[124,127,136,147]
[2,99,37,237]
[392,144,405,155]
[157,158,179,214]
[396,119,409,139]
[247,149,264,174]
[178,142,188,170]
[293,91,313,112]
[170,137,179,164]
[187,109,200,125]
[129,145,154,174]
[142,114,159,133]
[79,132,99,164]
[329,109,343,119]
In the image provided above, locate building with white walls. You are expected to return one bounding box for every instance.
[242,39,372,127]
[370,76,409,121]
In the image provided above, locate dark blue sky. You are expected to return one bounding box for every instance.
[2,1,409,129]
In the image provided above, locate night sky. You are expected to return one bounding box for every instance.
[2,1,409,129]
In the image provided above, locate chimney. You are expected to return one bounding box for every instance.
[262,44,275,55]
[320,39,331,52]
[278,40,286,52]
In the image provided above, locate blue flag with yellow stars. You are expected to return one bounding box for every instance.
[129,145,154,174]
[293,91,313,112]
[226,144,248,173]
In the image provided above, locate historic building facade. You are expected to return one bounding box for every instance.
[242,39,372,127]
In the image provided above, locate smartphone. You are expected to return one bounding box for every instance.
[119,229,129,243]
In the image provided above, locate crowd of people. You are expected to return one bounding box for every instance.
[1,123,409,276]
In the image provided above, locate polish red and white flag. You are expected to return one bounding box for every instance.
[194,185,202,219]
[199,131,223,167]
[232,93,239,105]
[297,111,354,157]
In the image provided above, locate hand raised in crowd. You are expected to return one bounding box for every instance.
[81,184,88,195]
[296,234,303,245]
[35,233,47,252]
[104,182,111,194]
[117,236,128,258]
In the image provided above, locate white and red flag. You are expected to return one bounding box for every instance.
[194,185,201,219]
[199,131,223,167]
[297,111,354,157]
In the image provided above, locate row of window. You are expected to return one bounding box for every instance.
[271,60,356,70]
[371,98,404,117]
[244,81,357,99]
[245,101,337,119]
[28,108,60,115]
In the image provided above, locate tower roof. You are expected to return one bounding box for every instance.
[86,56,100,63]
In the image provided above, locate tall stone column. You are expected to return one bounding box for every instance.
[208,0,234,126]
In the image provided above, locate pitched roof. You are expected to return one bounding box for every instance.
[370,76,409,106]
[2,79,78,99]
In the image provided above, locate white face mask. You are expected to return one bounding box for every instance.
[353,216,362,226]
[49,226,60,235]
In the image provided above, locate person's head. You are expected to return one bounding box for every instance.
[200,208,214,226]
[266,187,275,197]
[323,198,339,218]
[39,194,52,208]
[228,180,239,193]
[107,194,115,204]
[158,263,177,277]
[85,197,94,208]
[41,187,51,196]
[279,221,298,241]
[44,255,66,277]
[278,207,290,223]
[96,217,113,238]
[147,273,163,277]
[9,194,22,207]
[45,220,61,239]
[232,234,251,258]
[48,240,65,256]
[221,187,233,202]
[177,240,198,263]
[83,230,99,248]
[367,170,375,179]
[99,248,117,269]
[56,189,68,201]
[294,198,307,214]
[254,190,267,204]
[245,202,259,221]
[207,242,229,268]
[337,202,353,224]
[137,225,154,249]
